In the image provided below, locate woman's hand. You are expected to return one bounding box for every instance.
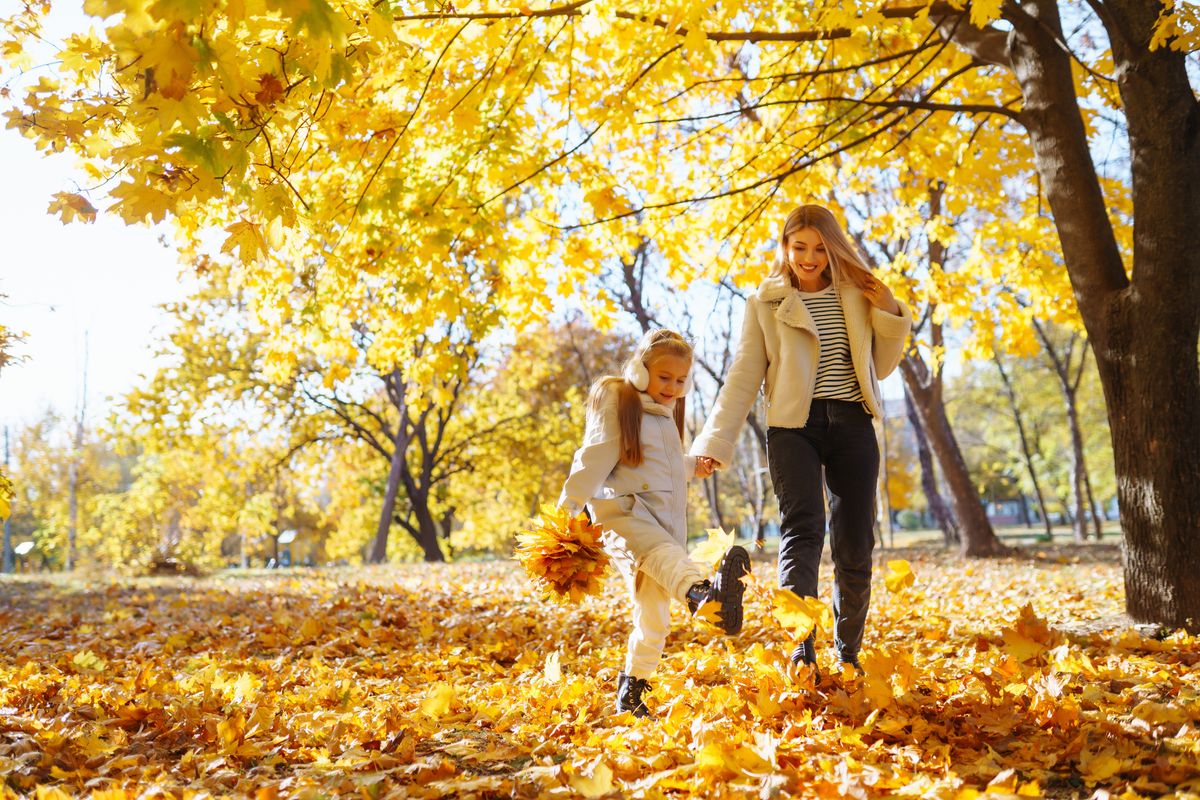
[861,276,901,315]
[694,456,718,478]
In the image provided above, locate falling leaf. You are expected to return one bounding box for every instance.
[689,527,736,568]
[772,589,827,640]
[884,559,916,593]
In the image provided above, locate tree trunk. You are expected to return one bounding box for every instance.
[901,358,1007,557]
[408,492,446,563]
[1083,469,1104,540]
[703,471,726,532]
[1003,0,1200,629]
[903,384,958,546]
[993,354,1054,539]
[1064,398,1089,544]
[67,460,78,572]
[370,425,408,564]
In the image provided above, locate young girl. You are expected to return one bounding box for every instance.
[559,328,750,718]
[693,204,911,676]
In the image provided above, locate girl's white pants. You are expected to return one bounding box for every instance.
[592,491,709,680]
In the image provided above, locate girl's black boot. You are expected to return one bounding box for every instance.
[616,671,651,718]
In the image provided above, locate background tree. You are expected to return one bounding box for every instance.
[4,0,1195,627]
[4,411,125,571]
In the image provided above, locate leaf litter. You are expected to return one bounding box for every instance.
[1,544,1197,798]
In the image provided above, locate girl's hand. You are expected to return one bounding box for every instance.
[694,456,717,478]
[861,276,901,315]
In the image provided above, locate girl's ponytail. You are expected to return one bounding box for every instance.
[587,377,646,466]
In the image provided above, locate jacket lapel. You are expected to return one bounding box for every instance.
[756,274,817,337]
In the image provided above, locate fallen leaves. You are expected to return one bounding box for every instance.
[0,545,1197,799]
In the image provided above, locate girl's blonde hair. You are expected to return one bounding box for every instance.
[771,204,874,290]
[588,329,693,467]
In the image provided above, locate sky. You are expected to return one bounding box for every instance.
[0,131,189,435]
[0,4,194,439]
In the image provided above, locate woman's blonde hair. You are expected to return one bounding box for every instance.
[771,204,874,290]
[588,329,693,467]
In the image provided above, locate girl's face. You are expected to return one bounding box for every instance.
[645,354,691,406]
[786,227,831,291]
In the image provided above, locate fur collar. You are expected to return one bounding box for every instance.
[755,272,864,333]
[640,392,675,417]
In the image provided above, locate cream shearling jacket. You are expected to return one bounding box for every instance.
[691,273,912,467]
[558,387,697,517]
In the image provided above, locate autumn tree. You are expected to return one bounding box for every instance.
[5,0,1197,627]
[3,411,125,571]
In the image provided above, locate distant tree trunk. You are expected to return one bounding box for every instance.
[406,493,446,563]
[1030,322,1099,542]
[993,353,1054,539]
[67,337,88,572]
[370,421,409,564]
[67,460,78,571]
[1083,470,1104,539]
[902,351,1006,557]
[878,414,895,547]
[904,384,959,547]
[703,471,727,532]
[898,188,1006,558]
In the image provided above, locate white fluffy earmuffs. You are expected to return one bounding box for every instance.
[624,359,693,396]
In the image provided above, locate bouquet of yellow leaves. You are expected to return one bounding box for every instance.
[515,505,610,603]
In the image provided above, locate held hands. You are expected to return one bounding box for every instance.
[860,275,901,315]
[694,456,719,478]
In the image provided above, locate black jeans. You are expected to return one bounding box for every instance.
[768,399,879,660]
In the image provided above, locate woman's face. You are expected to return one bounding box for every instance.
[786,227,831,291]
[645,354,691,406]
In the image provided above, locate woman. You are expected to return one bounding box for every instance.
[692,204,911,673]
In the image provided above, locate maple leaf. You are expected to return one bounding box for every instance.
[221,220,267,265]
[420,682,456,718]
[72,650,106,672]
[254,73,286,107]
[884,559,916,593]
[772,588,827,640]
[569,757,614,797]
[689,527,736,568]
[46,192,97,224]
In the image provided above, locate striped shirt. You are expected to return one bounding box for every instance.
[799,285,863,402]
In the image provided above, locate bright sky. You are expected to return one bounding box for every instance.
[0,131,189,432]
[0,5,193,436]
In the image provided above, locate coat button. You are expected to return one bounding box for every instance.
[642,483,649,490]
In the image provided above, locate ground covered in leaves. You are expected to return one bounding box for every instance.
[2,544,1198,799]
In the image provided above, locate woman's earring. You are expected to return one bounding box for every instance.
[624,361,650,391]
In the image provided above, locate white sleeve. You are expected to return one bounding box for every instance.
[690,301,769,468]
[558,385,621,513]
